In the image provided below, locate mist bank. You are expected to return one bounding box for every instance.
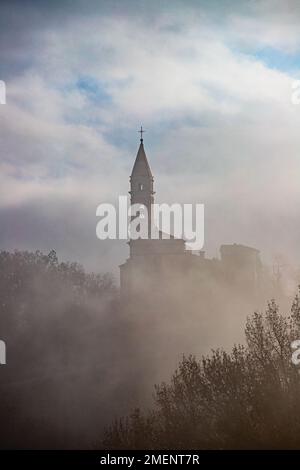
[0,249,295,448]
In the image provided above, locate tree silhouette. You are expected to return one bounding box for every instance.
[0,250,122,449]
[103,291,300,449]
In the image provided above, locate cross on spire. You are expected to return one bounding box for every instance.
[139,125,145,142]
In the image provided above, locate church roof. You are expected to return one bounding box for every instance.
[131,140,153,178]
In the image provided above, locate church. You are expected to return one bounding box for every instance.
[120,132,264,303]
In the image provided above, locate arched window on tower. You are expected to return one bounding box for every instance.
[139,183,144,191]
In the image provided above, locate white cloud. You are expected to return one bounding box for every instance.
[228,0,300,53]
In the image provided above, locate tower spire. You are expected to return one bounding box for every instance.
[131,132,152,178]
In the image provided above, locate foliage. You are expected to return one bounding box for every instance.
[0,250,119,449]
[103,293,300,449]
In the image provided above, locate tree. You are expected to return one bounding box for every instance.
[103,290,300,449]
[0,250,120,449]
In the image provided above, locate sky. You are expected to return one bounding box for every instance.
[1,0,300,276]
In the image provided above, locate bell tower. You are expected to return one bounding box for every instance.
[119,128,186,295]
